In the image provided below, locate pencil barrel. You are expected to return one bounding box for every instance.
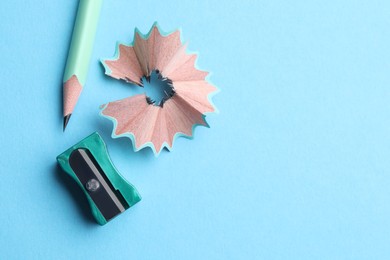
[63,0,103,85]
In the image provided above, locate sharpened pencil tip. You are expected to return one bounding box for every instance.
[63,114,72,131]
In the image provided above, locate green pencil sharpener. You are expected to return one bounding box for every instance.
[57,132,141,225]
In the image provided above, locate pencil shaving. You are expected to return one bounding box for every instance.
[100,23,218,155]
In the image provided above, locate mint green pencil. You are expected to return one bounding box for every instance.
[63,0,103,130]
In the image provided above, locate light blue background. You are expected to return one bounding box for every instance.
[1,0,390,259]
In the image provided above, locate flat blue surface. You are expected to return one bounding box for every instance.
[1,0,390,259]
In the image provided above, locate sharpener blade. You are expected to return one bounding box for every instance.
[69,148,128,221]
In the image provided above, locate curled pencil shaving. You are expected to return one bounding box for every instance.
[101,23,218,155]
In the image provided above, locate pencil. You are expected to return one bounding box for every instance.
[63,0,103,131]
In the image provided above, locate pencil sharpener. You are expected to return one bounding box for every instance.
[57,132,141,225]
